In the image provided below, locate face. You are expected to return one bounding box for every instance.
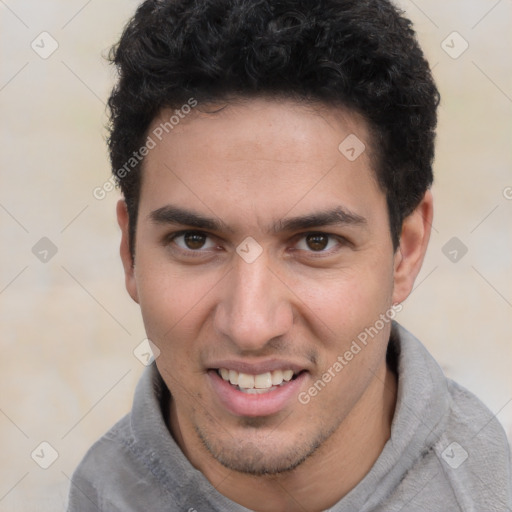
[117,98,429,476]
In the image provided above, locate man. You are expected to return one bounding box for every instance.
[68,0,512,510]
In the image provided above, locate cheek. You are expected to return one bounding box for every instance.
[137,273,207,389]
[292,264,394,343]
[133,257,213,346]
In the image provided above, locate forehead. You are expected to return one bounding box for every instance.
[138,98,384,231]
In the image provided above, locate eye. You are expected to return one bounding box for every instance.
[295,232,340,252]
[171,231,217,251]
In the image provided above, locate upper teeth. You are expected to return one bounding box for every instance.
[218,368,294,389]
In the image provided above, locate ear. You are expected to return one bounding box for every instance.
[392,190,433,304]
[116,199,139,304]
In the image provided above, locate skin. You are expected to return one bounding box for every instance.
[117,98,433,511]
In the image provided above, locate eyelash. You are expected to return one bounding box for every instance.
[163,230,348,258]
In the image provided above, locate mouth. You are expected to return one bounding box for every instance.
[207,365,308,417]
[216,367,303,394]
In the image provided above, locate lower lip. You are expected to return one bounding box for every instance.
[208,370,307,417]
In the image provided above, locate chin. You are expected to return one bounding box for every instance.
[195,422,332,476]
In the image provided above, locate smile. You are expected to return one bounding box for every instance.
[208,366,307,417]
[217,368,297,394]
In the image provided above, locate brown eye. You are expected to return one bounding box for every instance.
[183,232,207,249]
[305,233,329,251]
[169,231,216,253]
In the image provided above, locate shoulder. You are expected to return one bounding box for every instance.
[385,323,512,509]
[67,415,137,509]
[431,378,512,508]
[443,377,511,461]
[70,414,135,480]
[66,414,173,511]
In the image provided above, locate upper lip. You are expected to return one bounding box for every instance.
[207,359,308,375]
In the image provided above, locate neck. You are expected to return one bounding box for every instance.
[171,361,397,512]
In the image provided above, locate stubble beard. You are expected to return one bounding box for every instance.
[194,415,340,476]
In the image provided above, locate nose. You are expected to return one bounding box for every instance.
[213,253,294,352]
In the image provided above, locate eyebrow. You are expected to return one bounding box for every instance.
[149,205,233,233]
[273,207,366,233]
[149,205,367,233]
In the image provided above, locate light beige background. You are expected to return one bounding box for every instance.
[1,1,511,510]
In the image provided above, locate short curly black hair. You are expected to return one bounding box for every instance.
[108,0,439,260]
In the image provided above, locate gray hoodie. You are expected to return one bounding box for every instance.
[67,323,512,511]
